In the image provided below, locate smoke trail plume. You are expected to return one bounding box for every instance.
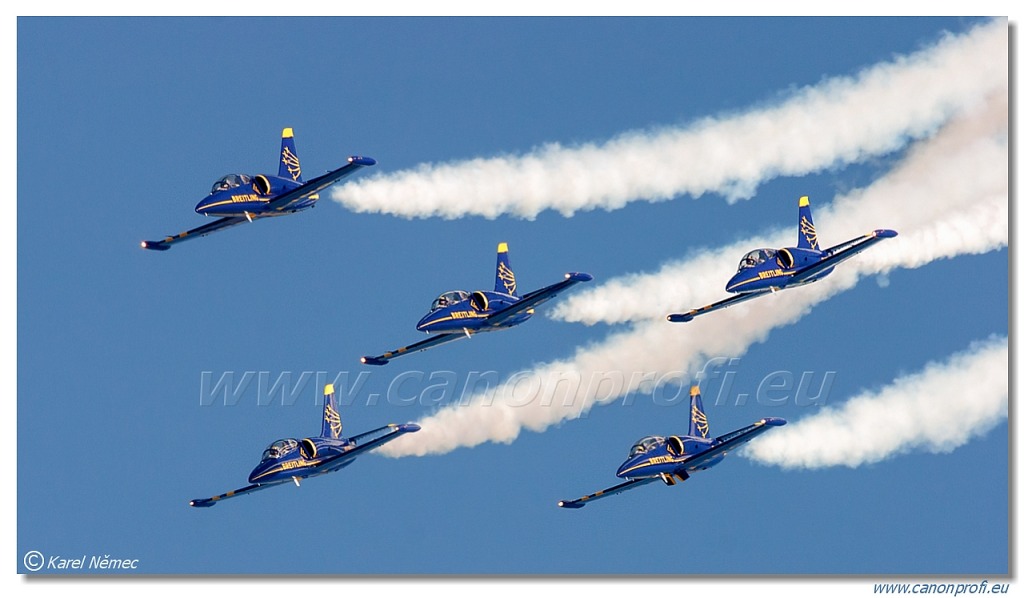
[335,20,1005,219]
[378,91,1006,458]
[744,336,1007,468]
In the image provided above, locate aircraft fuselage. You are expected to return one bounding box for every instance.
[725,246,833,293]
[195,174,313,218]
[247,437,354,484]
[416,291,529,333]
[615,435,719,481]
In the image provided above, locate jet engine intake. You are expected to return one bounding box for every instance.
[254,174,272,196]
[470,291,489,312]
[777,248,794,269]
[299,438,317,460]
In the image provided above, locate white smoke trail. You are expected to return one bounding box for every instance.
[334,19,1006,219]
[551,91,1008,325]
[743,336,1007,468]
[378,91,1007,459]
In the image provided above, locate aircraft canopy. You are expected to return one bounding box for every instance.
[738,248,777,271]
[262,438,297,461]
[211,173,253,194]
[628,436,665,458]
[431,290,470,311]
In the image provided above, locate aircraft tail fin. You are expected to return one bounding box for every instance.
[494,242,518,296]
[321,384,343,439]
[797,195,819,250]
[688,385,710,439]
[279,127,303,183]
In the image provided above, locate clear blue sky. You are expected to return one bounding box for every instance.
[16,15,1009,585]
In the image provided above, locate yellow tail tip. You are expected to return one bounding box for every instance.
[497,242,509,253]
[282,127,294,138]
[690,385,700,397]
[324,383,335,395]
[798,195,810,207]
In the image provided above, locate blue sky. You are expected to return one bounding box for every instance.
[14,14,1010,588]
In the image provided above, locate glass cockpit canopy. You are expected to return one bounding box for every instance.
[737,248,777,271]
[628,436,665,458]
[261,438,297,461]
[210,173,252,194]
[430,290,470,311]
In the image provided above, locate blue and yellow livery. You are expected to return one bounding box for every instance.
[141,128,375,251]
[360,243,593,365]
[557,386,785,508]
[189,384,420,507]
[667,195,897,323]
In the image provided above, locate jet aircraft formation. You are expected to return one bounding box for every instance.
[140,128,895,508]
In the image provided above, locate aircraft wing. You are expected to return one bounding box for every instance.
[667,289,772,323]
[790,229,897,285]
[188,482,277,508]
[487,272,593,327]
[334,423,421,460]
[557,477,659,509]
[360,332,463,366]
[141,216,249,251]
[679,417,786,471]
[265,156,376,213]
[308,424,421,469]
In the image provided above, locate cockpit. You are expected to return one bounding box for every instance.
[430,290,470,311]
[261,438,298,461]
[210,173,253,194]
[737,248,777,271]
[628,436,665,459]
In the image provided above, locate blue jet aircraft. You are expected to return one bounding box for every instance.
[360,243,593,365]
[189,384,420,507]
[142,128,375,250]
[558,385,785,508]
[667,196,897,322]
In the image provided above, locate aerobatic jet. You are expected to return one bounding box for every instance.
[189,384,419,507]
[142,128,374,250]
[557,385,785,508]
[667,196,897,323]
[360,243,592,365]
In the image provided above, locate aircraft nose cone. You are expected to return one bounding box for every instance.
[725,272,745,293]
[195,200,209,215]
[248,462,270,484]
